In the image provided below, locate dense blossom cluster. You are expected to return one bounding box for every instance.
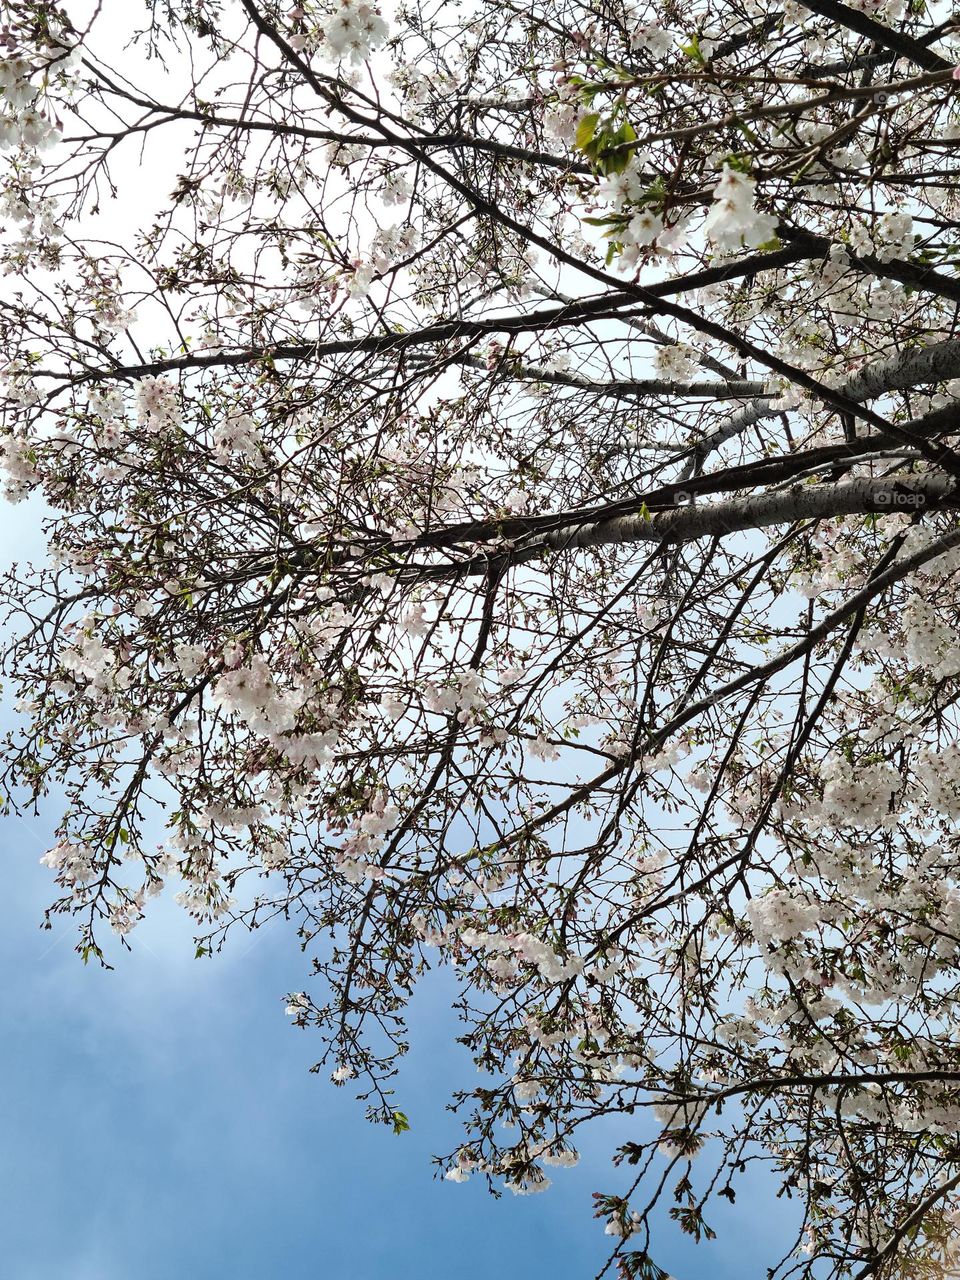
[701,164,779,252]
[321,0,388,61]
[3,0,960,1277]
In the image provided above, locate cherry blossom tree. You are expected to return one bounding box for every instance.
[4,0,960,1274]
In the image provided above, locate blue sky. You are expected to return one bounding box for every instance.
[0,807,793,1280]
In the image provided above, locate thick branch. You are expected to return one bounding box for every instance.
[540,474,959,551]
[797,0,952,71]
[688,339,960,472]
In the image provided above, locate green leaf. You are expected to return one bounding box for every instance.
[600,120,637,174]
[392,1109,411,1134]
[679,33,704,64]
[723,152,754,174]
[574,112,600,151]
[582,214,629,228]
[601,150,630,176]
